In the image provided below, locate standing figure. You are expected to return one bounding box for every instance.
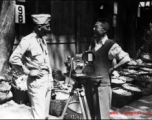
[9,14,53,119]
[85,18,130,119]
[137,22,152,57]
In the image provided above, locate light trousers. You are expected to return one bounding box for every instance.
[27,74,52,119]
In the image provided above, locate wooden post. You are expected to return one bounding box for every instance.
[123,1,138,58]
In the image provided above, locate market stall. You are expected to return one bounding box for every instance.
[111,52,152,108]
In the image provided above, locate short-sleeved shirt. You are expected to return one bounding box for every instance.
[9,32,52,74]
[91,35,129,61]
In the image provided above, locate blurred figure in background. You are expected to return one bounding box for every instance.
[136,22,152,57]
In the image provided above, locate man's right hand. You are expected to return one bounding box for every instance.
[109,67,114,76]
[29,70,44,78]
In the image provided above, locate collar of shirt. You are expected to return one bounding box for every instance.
[98,35,108,45]
[94,35,108,51]
[32,31,46,45]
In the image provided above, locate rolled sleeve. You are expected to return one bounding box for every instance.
[108,43,129,60]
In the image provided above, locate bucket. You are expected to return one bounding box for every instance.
[64,101,83,120]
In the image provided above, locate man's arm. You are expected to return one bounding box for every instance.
[108,43,130,72]
[113,55,130,70]
[9,39,30,75]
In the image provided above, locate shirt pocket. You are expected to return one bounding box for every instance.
[31,48,44,62]
[31,48,42,57]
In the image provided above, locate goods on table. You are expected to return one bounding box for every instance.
[127,59,137,65]
[111,76,126,88]
[113,88,132,96]
[112,71,120,77]
[143,54,151,59]
[113,55,152,97]
[111,78,125,84]
[119,58,152,78]
[122,83,142,101]
[111,70,135,88]
[54,79,72,93]
[52,68,66,81]
[120,76,134,83]
[122,83,141,92]
[120,69,138,75]
[140,53,152,63]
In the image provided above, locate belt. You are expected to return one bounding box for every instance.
[41,68,49,74]
[29,68,49,74]
[41,70,49,74]
[41,68,49,72]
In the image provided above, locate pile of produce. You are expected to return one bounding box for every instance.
[111,71,134,87]
[122,83,142,92]
[111,78,125,84]
[119,58,152,77]
[113,87,132,96]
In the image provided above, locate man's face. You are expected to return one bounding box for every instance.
[93,21,106,38]
[39,24,51,36]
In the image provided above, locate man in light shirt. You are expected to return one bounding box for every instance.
[9,14,53,119]
[85,18,130,119]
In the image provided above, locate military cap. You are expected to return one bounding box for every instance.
[31,14,51,25]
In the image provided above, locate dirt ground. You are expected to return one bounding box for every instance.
[110,95,152,119]
[1,95,152,119]
[0,100,58,119]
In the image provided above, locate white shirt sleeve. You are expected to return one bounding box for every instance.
[108,43,129,60]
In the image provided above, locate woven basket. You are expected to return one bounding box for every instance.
[122,83,142,101]
[50,99,67,117]
[49,90,78,117]
[112,87,133,108]
[64,101,83,120]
